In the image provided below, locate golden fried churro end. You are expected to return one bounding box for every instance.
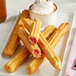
[27,54,45,74]
[49,22,68,49]
[3,38,20,56]
[4,47,30,72]
[50,55,62,70]
[42,25,56,39]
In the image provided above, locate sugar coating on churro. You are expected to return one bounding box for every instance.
[29,18,42,45]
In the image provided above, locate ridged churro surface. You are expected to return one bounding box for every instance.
[4,47,30,72]
[3,10,29,56]
[29,18,42,44]
[48,23,68,49]
[18,28,41,58]
[27,22,68,74]
[42,25,56,39]
[22,18,62,70]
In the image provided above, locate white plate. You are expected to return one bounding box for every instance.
[0,11,75,76]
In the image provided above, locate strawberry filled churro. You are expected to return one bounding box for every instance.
[29,18,42,44]
[4,24,55,72]
[27,22,68,74]
[21,18,62,70]
[18,27,41,58]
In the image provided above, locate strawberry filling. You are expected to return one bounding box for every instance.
[30,37,37,44]
[34,49,39,57]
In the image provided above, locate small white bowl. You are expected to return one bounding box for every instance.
[29,4,57,28]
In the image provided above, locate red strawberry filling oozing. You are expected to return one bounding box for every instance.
[30,37,37,44]
[34,49,39,57]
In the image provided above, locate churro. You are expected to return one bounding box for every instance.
[39,33,62,69]
[27,22,68,74]
[21,18,62,70]
[29,18,42,44]
[27,54,45,74]
[4,47,30,72]
[42,25,56,39]
[4,24,54,72]
[21,18,32,32]
[3,10,29,56]
[18,27,41,58]
[48,23,68,49]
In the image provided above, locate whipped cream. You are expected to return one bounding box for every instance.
[30,0,55,15]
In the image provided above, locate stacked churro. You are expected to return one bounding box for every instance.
[27,23,68,74]
[3,10,68,74]
[18,27,41,58]
[3,10,29,56]
[29,18,42,44]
